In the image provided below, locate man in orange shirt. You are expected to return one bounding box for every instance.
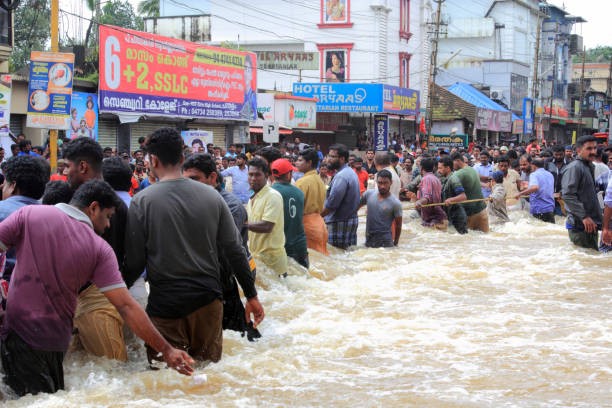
[49,159,68,182]
[352,157,368,195]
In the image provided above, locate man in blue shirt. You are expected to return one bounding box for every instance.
[0,155,50,280]
[16,140,41,157]
[473,151,493,198]
[321,143,360,249]
[221,153,250,203]
[516,158,555,223]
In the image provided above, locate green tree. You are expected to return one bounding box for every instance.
[10,0,50,72]
[137,0,160,18]
[573,46,612,63]
[99,0,144,31]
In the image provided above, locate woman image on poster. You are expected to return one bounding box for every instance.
[325,51,345,82]
[240,54,257,121]
[325,0,345,22]
[70,108,80,139]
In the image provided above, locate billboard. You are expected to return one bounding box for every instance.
[522,98,534,135]
[26,51,74,129]
[382,85,419,116]
[256,51,318,70]
[474,108,512,132]
[181,130,213,152]
[69,92,98,140]
[293,83,380,112]
[99,25,257,121]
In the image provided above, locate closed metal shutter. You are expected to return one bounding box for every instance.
[10,114,23,137]
[98,119,118,149]
[130,121,169,152]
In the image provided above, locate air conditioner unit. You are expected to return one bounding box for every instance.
[490,89,503,100]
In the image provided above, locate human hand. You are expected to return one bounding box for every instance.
[162,348,194,376]
[582,217,597,233]
[245,296,265,328]
[603,228,612,245]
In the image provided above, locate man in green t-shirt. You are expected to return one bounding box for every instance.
[445,152,489,233]
[271,159,309,269]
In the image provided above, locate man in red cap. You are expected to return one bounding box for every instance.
[271,159,309,269]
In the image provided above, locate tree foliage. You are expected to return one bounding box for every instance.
[99,0,143,31]
[573,46,612,63]
[137,0,160,18]
[10,0,50,72]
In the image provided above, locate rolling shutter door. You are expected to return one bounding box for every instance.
[130,121,169,152]
[98,119,118,149]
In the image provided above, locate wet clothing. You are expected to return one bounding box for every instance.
[125,178,257,320]
[503,169,521,207]
[247,185,288,274]
[272,182,309,268]
[360,190,402,248]
[0,195,39,281]
[296,170,328,254]
[325,164,360,248]
[474,162,493,198]
[327,216,359,249]
[467,208,490,233]
[417,172,447,227]
[0,204,125,353]
[1,331,64,396]
[488,184,510,223]
[528,168,555,215]
[561,157,602,231]
[440,173,468,234]
[453,166,486,216]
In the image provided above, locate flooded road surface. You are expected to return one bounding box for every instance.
[3,211,611,407]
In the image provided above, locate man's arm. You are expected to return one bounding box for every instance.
[393,216,402,246]
[245,220,274,233]
[602,205,612,245]
[561,164,586,220]
[123,200,147,287]
[103,287,194,375]
[322,175,347,216]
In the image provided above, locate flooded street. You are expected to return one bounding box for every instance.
[3,211,611,407]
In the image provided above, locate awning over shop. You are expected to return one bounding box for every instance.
[447,82,519,121]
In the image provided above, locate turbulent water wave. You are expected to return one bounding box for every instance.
[3,211,611,407]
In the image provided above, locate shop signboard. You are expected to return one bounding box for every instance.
[374,114,388,151]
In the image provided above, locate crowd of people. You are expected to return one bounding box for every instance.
[0,129,610,398]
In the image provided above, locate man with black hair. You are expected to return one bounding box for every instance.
[358,169,402,247]
[62,137,131,362]
[562,135,602,250]
[42,181,73,205]
[246,157,288,275]
[517,159,555,223]
[16,140,40,157]
[0,156,50,280]
[221,152,250,203]
[0,180,194,396]
[474,151,493,198]
[414,157,448,230]
[125,128,263,364]
[374,151,401,198]
[447,152,489,232]
[102,157,133,208]
[322,144,361,249]
[182,153,260,341]
[437,156,468,234]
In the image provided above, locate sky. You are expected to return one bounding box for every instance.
[541,0,611,49]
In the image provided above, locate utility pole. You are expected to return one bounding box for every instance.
[577,46,586,138]
[530,13,541,144]
[607,54,612,142]
[49,0,59,171]
[426,0,444,147]
[547,34,558,144]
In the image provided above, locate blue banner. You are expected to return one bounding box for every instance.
[523,98,534,135]
[69,92,98,140]
[292,83,382,112]
[382,85,419,116]
[374,114,389,151]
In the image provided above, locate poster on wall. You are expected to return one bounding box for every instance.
[181,130,213,153]
[323,0,347,24]
[324,50,346,82]
[26,51,74,129]
[0,74,12,138]
[69,92,98,140]
[99,25,257,121]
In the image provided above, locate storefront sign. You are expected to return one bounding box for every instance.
[181,130,213,152]
[0,75,12,137]
[256,93,274,123]
[475,108,512,132]
[382,85,419,116]
[374,114,388,151]
[99,25,257,121]
[26,51,74,129]
[256,51,318,70]
[512,119,523,135]
[283,98,316,129]
[293,83,380,112]
[429,134,468,149]
[523,98,534,135]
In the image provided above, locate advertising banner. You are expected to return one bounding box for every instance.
[0,74,11,137]
[99,25,257,121]
[429,134,468,149]
[522,98,534,135]
[382,85,419,116]
[374,114,388,151]
[256,51,318,70]
[282,98,316,129]
[26,51,74,129]
[293,83,382,112]
[69,92,98,140]
[181,130,213,152]
[256,93,274,125]
[475,108,512,132]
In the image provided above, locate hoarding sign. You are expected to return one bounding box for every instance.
[475,108,512,132]
[293,83,381,112]
[26,51,74,129]
[282,98,316,129]
[382,85,419,116]
[428,134,468,149]
[256,93,274,124]
[99,25,257,121]
[181,130,213,152]
[0,74,11,137]
[69,92,98,140]
[522,98,534,135]
[374,114,388,151]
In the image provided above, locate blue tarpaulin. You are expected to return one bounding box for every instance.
[447,82,520,121]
